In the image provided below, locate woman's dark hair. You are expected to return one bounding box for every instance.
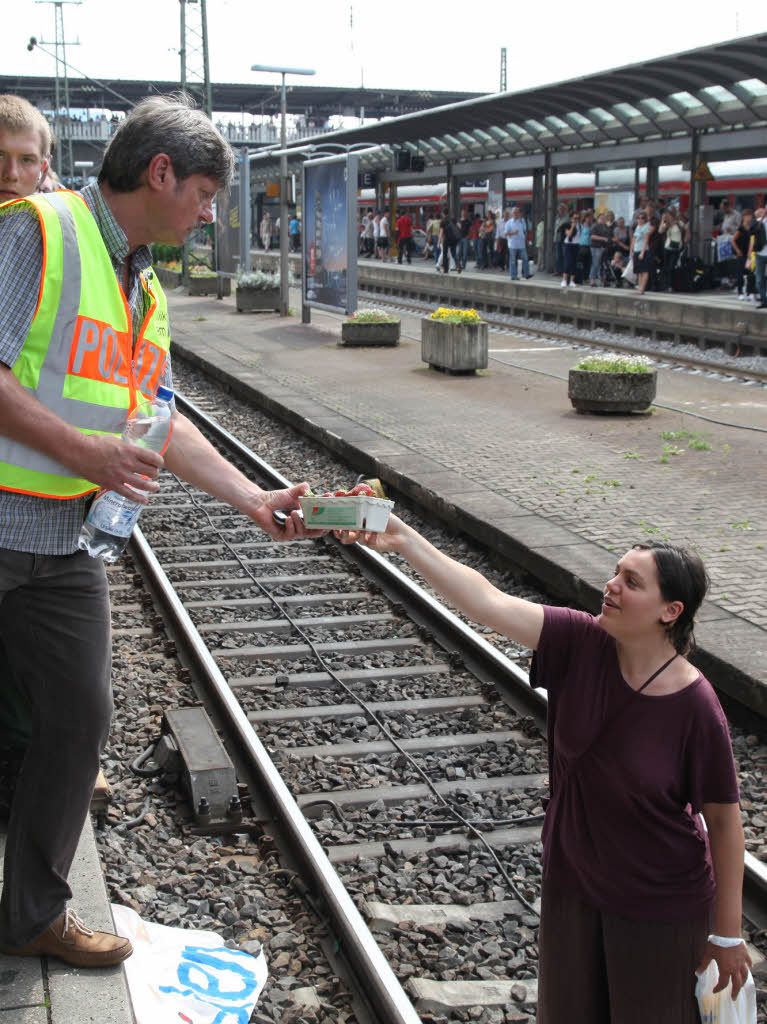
[633,541,709,655]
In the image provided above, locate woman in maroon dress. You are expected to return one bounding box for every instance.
[337,522,750,1022]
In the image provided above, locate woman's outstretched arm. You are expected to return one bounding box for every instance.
[336,515,545,650]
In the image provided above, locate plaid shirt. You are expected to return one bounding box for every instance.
[0,183,173,554]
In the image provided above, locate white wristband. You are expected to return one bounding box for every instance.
[708,934,744,948]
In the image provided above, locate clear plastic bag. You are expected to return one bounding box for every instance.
[695,961,756,1024]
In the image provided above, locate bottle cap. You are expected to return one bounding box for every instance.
[155,385,175,402]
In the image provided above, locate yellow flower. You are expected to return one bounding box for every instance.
[429,306,484,324]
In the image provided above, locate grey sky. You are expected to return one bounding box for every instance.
[3,0,765,108]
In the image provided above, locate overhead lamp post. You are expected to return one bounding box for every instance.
[74,159,93,189]
[251,64,315,317]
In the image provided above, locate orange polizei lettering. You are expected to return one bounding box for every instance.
[68,316,131,386]
[135,341,167,398]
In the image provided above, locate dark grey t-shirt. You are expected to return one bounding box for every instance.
[531,605,739,921]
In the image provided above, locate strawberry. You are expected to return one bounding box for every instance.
[348,483,375,496]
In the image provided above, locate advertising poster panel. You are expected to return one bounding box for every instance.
[302,154,358,315]
[214,177,240,276]
[594,188,635,225]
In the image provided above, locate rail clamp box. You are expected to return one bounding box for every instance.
[298,494,394,531]
[162,707,238,823]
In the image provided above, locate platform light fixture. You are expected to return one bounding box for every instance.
[251,64,316,317]
[74,159,93,188]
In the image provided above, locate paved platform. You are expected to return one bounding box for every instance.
[0,816,134,1021]
[167,286,767,716]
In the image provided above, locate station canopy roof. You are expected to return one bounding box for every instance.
[253,33,767,178]
[0,74,482,121]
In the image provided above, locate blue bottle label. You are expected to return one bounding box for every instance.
[87,490,142,538]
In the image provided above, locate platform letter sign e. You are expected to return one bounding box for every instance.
[159,945,263,1023]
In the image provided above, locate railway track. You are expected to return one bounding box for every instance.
[100,385,767,1023]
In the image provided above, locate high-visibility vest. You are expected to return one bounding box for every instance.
[0,190,171,499]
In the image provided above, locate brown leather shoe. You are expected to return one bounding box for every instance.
[0,908,133,967]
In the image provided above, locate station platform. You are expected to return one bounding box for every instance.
[0,816,134,1022]
[167,285,767,716]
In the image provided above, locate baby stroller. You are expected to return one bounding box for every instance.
[603,248,626,288]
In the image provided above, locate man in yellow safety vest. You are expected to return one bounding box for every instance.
[0,93,320,969]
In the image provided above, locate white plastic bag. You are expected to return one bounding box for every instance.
[621,257,637,286]
[112,904,268,1024]
[695,960,756,1024]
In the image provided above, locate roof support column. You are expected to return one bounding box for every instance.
[239,148,251,275]
[389,182,398,261]
[446,162,459,218]
[633,161,642,211]
[542,151,556,275]
[531,166,544,268]
[646,159,659,203]
[689,130,708,263]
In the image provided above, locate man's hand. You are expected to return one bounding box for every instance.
[70,435,163,502]
[249,482,328,541]
[697,940,753,1000]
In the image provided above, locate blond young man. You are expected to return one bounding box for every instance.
[0,95,53,202]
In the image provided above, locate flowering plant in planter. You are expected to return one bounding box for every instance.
[236,268,281,290]
[569,352,656,414]
[341,307,401,346]
[155,259,182,273]
[429,306,484,323]
[345,307,400,323]
[574,353,653,373]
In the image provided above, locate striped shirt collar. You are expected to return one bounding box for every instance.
[80,181,152,278]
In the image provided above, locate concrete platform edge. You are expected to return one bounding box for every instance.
[0,815,135,1023]
[174,340,767,718]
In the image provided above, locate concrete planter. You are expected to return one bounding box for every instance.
[188,276,230,297]
[236,286,280,312]
[154,266,182,289]
[568,368,657,414]
[341,320,400,346]
[421,319,488,373]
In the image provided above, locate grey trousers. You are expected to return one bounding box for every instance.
[537,884,711,1024]
[0,549,112,946]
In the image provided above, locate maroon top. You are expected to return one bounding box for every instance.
[531,606,740,921]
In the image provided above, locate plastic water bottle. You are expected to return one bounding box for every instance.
[78,385,174,562]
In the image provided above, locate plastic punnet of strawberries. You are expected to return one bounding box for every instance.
[315,483,376,498]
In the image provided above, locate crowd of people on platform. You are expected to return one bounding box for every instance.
[358,199,767,306]
[359,205,538,279]
[554,200,767,305]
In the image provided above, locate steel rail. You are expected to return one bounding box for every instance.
[129,526,421,1024]
[168,389,767,958]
